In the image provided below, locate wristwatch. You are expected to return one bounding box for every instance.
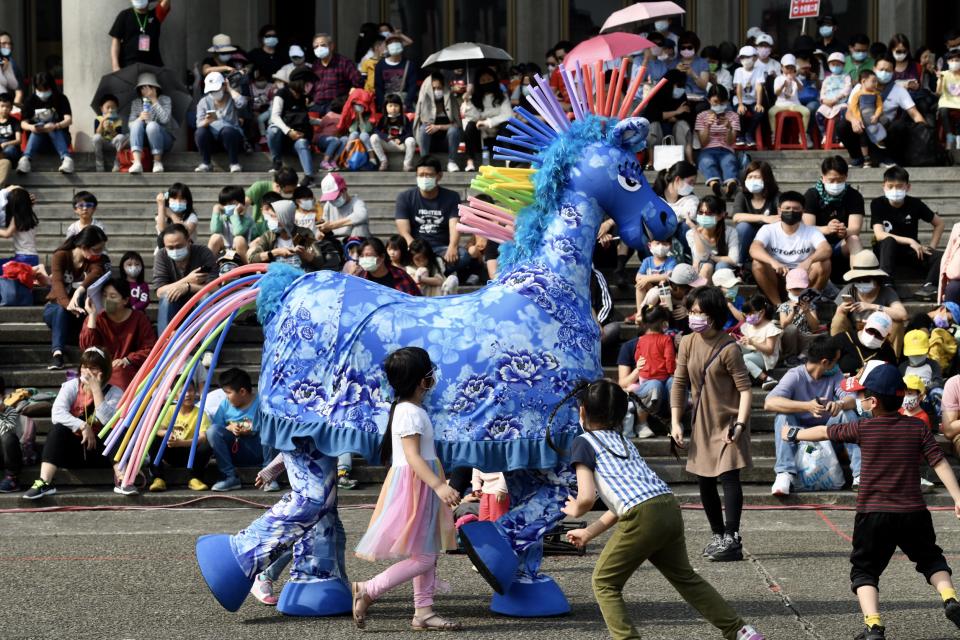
[786,426,801,444]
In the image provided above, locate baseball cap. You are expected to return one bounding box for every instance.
[711,269,741,289]
[746,26,763,41]
[669,263,707,287]
[862,363,907,396]
[738,45,757,59]
[903,374,926,394]
[289,45,305,59]
[841,360,884,393]
[755,33,774,46]
[864,311,893,338]
[945,301,960,324]
[785,268,809,290]
[204,72,224,93]
[827,51,845,63]
[903,329,930,357]
[319,172,347,202]
[780,53,797,68]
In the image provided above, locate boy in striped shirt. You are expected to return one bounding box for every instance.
[786,363,960,639]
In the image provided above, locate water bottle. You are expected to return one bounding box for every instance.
[481,150,491,165]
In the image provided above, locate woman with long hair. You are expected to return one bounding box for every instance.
[460,67,512,171]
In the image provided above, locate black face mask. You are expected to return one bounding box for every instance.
[781,210,802,225]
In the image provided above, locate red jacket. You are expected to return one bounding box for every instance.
[79,309,157,390]
[633,333,676,381]
[337,87,379,134]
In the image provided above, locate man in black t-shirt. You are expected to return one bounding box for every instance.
[802,155,865,260]
[395,156,464,269]
[870,165,945,300]
[109,0,171,71]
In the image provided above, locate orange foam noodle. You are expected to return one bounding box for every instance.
[632,77,668,117]
[610,58,629,118]
[604,66,619,117]
[594,61,605,115]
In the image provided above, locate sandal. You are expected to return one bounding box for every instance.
[351,581,371,629]
[411,613,462,631]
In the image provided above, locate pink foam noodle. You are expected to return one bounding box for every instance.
[463,208,516,231]
[465,197,517,225]
[456,223,514,245]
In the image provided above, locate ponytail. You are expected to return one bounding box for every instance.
[379,399,399,466]
[545,380,590,455]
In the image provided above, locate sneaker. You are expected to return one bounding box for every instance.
[921,477,936,493]
[0,475,19,493]
[188,478,209,491]
[949,134,957,149]
[466,274,481,286]
[250,573,278,605]
[114,482,138,496]
[771,472,792,496]
[194,163,212,173]
[212,476,241,492]
[379,159,389,171]
[128,161,143,174]
[805,134,814,148]
[708,533,743,562]
[268,162,281,175]
[854,625,885,640]
[338,472,357,490]
[784,355,805,367]
[152,160,164,173]
[852,475,860,491]
[22,479,55,500]
[914,282,938,301]
[94,160,104,173]
[702,533,723,557]
[724,181,738,200]
[16,155,30,174]
[635,424,655,439]
[229,164,242,173]
[47,351,64,370]
[761,377,779,391]
[58,156,74,173]
[736,624,765,640]
[735,136,746,146]
[299,175,315,188]
[945,598,960,629]
[263,480,281,492]
[320,160,337,171]
[112,161,120,173]
[711,181,723,199]
[149,477,167,492]
[464,160,476,172]
[402,162,414,172]
[849,157,865,168]
[446,161,460,173]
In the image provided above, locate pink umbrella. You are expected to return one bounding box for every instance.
[600,1,685,33]
[563,33,654,69]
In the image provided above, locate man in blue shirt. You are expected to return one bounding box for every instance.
[207,368,266,491]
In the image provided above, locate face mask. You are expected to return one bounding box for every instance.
[650,46,662,57]
[854,281,876,294]
[819,25,833,38]
[298,199,314,211]
[859,330,883,350]
[218,53,232,63]
[935,315,950,329]
[358,256,379,271]
[745,313,761,325]
[169,200,187,213]
[680,48,695,59]
[651,244,671,258]
[521,85,533,96]
[386,42,403,56]
[885,188,907,203]
[35,90,51,100]
[546,64,556,74]
[708,62,718,73]
[855,396,873,417]
[124,265,142,279]
[902,394,920,411]
[725,287,739,301]
[676,181,695,196]
[132,0,148,9]
[417,176,437,191]
[264,36,279,48]
[224,204,238,216]
[353,103,364,113]
[893,51,908,62]
[780,210,802,225]
[788,293,800,302]
[696,214,717,229]
[875,69,893,84]
[710,104,727,114]
[757,46,771,59]
[433,89,445,100]
[671,87,686,99]
[951,61,960,72]
[657,53,670,61]
[655,20,670,33]
[741,59,755,70]
[166,246,189,261]
[331,194,348,208]
[823,363,840,377]
[315,46,330,59]
[688,314,711,333]
[0,48,11,57]
[829,64,844,75]
[851,50,867,62]
[823,181,846,196]
[908,355,927,366]
[266,217,279,231]
[210,89,224,101]
[745,178,764,193]
[104,299,122,315]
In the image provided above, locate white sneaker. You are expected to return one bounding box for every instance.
[16,156,30,174]
[852,475,860,488]
[446,161,460,172]
[229,163,242,173]
[128,161,143,174]
[152,160,164,173]
[736,624,765,640]
[201,352,213,369]
[58,156,74,173]
[194,163,212,173]
[921,477,935,493]
[771,472,792,496]
[635,424,655,439]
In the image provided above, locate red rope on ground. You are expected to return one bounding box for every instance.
[0,494,377,514]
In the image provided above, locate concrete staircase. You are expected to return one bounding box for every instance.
[2,149,957,507]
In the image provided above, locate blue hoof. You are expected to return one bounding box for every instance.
[277,578,352,616]
[195,534,254,612]
[491,575,570,617]
[459,521,519,595]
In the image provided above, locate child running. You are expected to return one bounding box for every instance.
[785,363,960,639]
[352,346,459,631]
[563,379,765,640]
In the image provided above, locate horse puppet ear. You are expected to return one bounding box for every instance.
[608,117,650,153]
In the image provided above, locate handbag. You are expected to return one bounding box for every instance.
[653,135,684,172]
[796,441,845,491]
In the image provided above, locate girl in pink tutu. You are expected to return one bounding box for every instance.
[352,347,460,631]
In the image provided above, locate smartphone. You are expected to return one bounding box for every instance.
[841,293,853,302]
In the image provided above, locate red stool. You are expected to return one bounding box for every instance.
[773,111,807,150]
[821,116,843,150]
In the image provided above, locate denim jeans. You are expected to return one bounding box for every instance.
[157,294,187,336]
[195,124,243,165]
[42,302,81,353]
[773,411,861,478]
[129,120,174,155]
[0,277,31,306]
[736,221,762,264]
[697,147,738,184]
[24,129,71,159]
[1,144,21,162]
[314,134,343,160]
[337,452,352,473]
[266,126,314,176]
[206,422,269,480]
[418,124,462,162]
[635,377,674,415]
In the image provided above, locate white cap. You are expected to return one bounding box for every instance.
[755,33,774,46]
[746,26,763,41]
[780,53,797,68]
[738,45,757,59]
[204,72,224,93]
[289,45,305,59]
[711,270,741,289]
[827,51,845,63]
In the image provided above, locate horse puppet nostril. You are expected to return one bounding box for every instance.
[659,211,669,224]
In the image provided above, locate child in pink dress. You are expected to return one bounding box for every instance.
[352,346,459,631]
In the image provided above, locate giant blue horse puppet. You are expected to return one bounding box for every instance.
[102,60,677,616]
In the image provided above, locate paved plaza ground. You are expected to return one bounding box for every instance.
[4,505,960,639]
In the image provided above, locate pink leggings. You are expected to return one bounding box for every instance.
[364,553,438,608]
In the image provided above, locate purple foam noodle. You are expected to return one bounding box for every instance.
[532,73,570,130]
[522,84,563,133]
[559,64,583,120]
[507,111,556,142]
[575,61,592,115]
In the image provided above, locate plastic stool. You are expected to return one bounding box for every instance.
[822,116,843,150]
[773,111,807,150]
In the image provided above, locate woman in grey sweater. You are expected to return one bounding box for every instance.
[128,72,176,174]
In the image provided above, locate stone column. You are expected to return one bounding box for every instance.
[515,1,562,71]
[876,0,924,47]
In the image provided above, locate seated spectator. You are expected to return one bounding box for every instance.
[415,72,463,173]
[836,310,898,375]
[460,67,512,172]
[66,191,104,239]
[695,85,740,200]
[640,263,705,333]
[109,0,170,70]
[0,35,20,103]
[80,277,156,391]
[127,72,175,174]
[250,67,276,140]
[713,269,745,330]
[816,15,846,55]
[246,167,298,235]
[43,226,108,370]
[754,32,781,78]
[22,347,124,499]
[765,334,858,497]
[900,374,932,429]
[374,35,416,112]
[870,165,944,300]
[751,191,831,305]
[200,34,248,78]
[319,172,369,240]
[0,93,21,165]
[843,33,874,83]
[634,237,677,320]
[149,380,212,492]
[154,184,198,252]
[701,45,733,93]
[267,67,316,183]
[206,368,265,492]
[386,234,411,270]
[645,69,694,166]
[675,31,710,105]
[194,71,246,174]
[408,239,457,296]
[370,93,415,171]
[0,375,23,492]
[247,197,323,271]
[901,330,945,423]
[246,25,284,79]
[889,33,922,93]
[733,45,765,147]
[90,93,126,173]
[847,69,886,164]
[360,37,385,94]
[802,155,864,259]
[816,52,851,144]
[395,156,463,269]
[310,33,362,115]
[119,250,149,312]
[154,223,217,334]
[938,49,960,148]
[732,160,779,264]
[0,186,38,267]
[833,250,908,344]
[686,194,738,282]
[276,45,309,81]
[648,160,699,264]
[738,294,781,390]
[293,185,319,236]
[356,237,421,295]
[17,72,74,174]
[624,305,674,438]
[339,87,379,161]
[313,95,344,171]
[768,54,812,147]
[795,52,821,123]
[209,185,255,257]
[778,268,821,363]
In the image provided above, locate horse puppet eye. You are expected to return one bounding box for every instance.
[617,174,641,192]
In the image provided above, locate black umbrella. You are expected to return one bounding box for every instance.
[90,63,192,127]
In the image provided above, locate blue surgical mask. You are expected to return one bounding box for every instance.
[166,246,189,261]
[819,25,833,38]
[263,37,279,48]
[829,64,844,75]
[218,53,233,63]
[696,214,717,229]
[851,50,868,62]
[315,46,330,60]
[168,200,187,213]
[0,47,11,57]
[710,103,727,114]
[35,90,51,100]
[823,364,840,377]
[266,218,279,232]
[654,20,670,33]
[672,87,686,99]
[224,204,238,216]
[855,396,873,417]
[875,69,893,84]
[298,199,315,211]
[935,315,950,329]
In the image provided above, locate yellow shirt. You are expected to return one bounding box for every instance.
[939,70,960,110]
[161,405,210,442]
[360,57,378,93]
